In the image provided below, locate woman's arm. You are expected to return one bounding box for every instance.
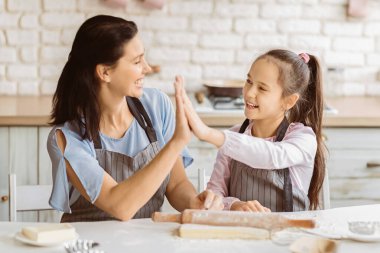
[56,129,187,221]
[56,77,192,221]
[165,157,223,211]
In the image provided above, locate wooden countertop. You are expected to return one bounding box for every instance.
[0,96,379,127]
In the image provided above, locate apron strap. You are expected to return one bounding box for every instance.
[274,117,293,212]
[126,97,157,143]
[238,119,250,134]
[93,96,158,149]
[239,117,293,212]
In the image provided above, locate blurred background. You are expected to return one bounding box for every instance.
[0,0,379,96]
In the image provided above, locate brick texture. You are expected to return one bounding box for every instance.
[0,0,379,95]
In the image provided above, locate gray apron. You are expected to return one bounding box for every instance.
[229,118,309,212]
[61,97,170,222]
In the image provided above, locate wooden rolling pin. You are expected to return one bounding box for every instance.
[152,209,315,230]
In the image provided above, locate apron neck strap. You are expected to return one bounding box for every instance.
[238,117,289,142]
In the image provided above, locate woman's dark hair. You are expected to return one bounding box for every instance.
[255,49,326,210]
[50,15,138,140]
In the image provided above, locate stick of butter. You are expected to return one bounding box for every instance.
[21,223,76,243]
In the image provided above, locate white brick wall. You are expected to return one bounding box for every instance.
[8,0,40,12]
[20,15,39,29]
[0,0,379,95]
[192,18,232,33]
[43,0,76,11]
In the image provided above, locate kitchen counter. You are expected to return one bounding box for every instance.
[1,204,380,253]
[0,95,379,127]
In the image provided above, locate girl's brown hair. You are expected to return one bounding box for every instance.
[255,49,326,210]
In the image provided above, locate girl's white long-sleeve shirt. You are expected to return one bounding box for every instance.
[206,121,317,210]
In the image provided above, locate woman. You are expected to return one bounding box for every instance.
[47,15,222,222]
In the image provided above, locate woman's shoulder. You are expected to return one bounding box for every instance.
[140,88,172,115]
[141,87,170,104]
[48,121,90,146]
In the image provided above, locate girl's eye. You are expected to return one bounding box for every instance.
[246,79,253,85]
[259,87,266,91]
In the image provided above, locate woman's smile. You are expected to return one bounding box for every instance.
[135,78,144,88]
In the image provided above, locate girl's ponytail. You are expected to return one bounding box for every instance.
[303,55,326,210]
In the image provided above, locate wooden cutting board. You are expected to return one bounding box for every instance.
[178,224,270,240]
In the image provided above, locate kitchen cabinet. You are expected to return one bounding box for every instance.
[0,126,61,222]
[324,128,380,208]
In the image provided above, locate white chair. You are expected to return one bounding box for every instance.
[8,173,53,222]
[197,168,210,192]
[319,168,331,210]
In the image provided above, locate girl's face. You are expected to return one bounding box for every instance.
[243,59,287,121]
[106,34,151,98]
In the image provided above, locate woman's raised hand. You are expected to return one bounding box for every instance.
[173,76,192,146]
[177,77,210,141]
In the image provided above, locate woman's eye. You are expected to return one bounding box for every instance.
[259,87,266,91]
[246,79,253,85]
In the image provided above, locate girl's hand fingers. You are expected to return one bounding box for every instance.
[247,200,268,212]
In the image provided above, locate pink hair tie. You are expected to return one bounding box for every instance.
[299,53,310,64]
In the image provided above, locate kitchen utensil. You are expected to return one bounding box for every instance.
[203,80,245,98]
[64,239,103,253]
[152,209,316,230]
[178,224,270,239]
[348,221,380,235]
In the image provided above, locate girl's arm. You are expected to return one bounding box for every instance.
[178,77,316,170]
[221,128,317,169]
[177,76,226,148]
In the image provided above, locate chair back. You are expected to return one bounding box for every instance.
[9,174,53,222]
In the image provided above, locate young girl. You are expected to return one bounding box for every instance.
[177,49,326,212]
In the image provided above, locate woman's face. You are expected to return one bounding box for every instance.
[243,59,286,121]
[107,34,151,98]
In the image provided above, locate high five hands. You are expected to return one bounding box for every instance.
[174,75,226,148]
[173,76,270,212]
[173,76,223,211]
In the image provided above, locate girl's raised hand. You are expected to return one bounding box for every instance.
[230,200,271,213]
[178,78,210,141]
[173,76,191,146]
[189,190,224,210]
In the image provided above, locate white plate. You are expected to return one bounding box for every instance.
[301,228,380,243]
[14,232,79,247]
[346,231,380,243]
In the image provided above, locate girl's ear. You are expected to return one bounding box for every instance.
[284,93,300,110]
[95,64,111,83]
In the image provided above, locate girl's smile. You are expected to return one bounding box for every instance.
[245,101,259,110]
